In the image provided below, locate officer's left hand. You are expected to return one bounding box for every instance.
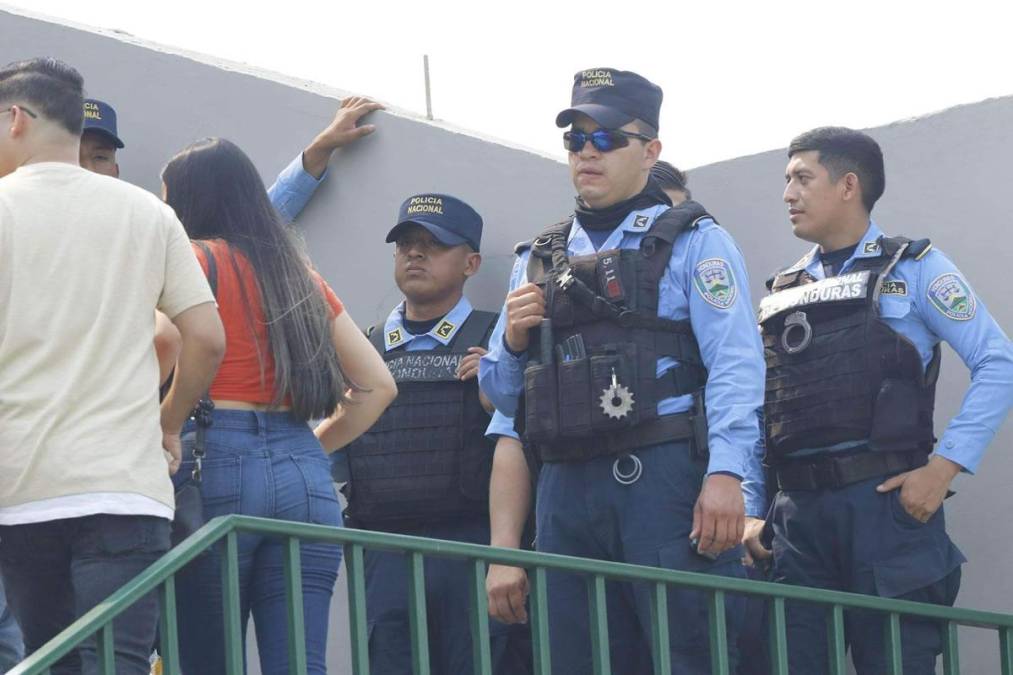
[691,473,745,556]
[876,455,962,523]
[456,346,487,381]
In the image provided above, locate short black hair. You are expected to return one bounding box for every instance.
[650,160,691,199]
[0,58,84,135]
[788,126,885,213]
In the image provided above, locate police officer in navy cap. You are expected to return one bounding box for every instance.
[80,98,124,177]
[748,126,1013,673]
[481,68,767,673]
[339,194,530,674]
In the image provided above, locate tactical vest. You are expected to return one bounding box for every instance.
[519,201,713,463]
[759,236,940,463]
[343,310,497,531]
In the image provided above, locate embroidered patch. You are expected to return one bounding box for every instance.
[863,241,880,254]
[880,280,908,296]
[927,273,975,320]
[386,328,405,347]
[435,319,456,339]
[693,258,737,309]
[633,215,650,229]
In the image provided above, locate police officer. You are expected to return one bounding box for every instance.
[650,159,691,205]
[79,98,124,177]
[339,194,526,674]
[480,68,767,674]
[751,126,1013,673]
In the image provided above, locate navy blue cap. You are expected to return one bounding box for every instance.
[82,99,124,148]
[556,68,663,133]
[385,194,483,251]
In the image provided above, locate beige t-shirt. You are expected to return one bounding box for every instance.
[0,162,215,519]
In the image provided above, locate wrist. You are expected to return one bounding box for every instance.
[929,454,962,480]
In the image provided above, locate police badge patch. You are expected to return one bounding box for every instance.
[693,258,737,309]
[435,319,456,339]
[927,273,976,320]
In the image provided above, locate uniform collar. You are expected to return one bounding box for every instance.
[570,202,671,250]
[799,221,884,279]
[382,296,474,351]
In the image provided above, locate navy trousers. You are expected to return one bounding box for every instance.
[364,517,527,675]
[770,474,964,674]
[536,441,745,675]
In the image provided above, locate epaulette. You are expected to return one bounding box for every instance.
[514,239,534,255]
[879,235,933,261]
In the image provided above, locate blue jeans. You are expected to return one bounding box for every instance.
[171,410,343,675]
[770,476,964,674]
[0,575,24,673]
[536,441,745,675]
[0,514,169,675]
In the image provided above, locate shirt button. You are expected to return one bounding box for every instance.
[945,440,955,449]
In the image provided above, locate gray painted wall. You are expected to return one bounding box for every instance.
[2,8,1010,673]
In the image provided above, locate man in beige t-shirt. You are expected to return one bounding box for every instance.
[0,57,225,675]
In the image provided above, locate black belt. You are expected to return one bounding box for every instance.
[774,449,926,491]
[538,411,699,463]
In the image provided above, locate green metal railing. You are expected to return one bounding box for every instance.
[11,514,1013,674]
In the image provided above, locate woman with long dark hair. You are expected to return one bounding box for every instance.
[161,137,396,674]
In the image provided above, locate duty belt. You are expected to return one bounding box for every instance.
[774,449,926,491]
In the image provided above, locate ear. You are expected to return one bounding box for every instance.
[643,138,662,167]
[464,252,482,278]
[841,172,862,205]
[9,105,32,138]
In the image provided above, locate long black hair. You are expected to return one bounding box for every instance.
[162,137,348,420]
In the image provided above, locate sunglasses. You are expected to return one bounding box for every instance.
[563,128,655,153]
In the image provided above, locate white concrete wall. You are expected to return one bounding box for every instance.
[2,7,1010,673]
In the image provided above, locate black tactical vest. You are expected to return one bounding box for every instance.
[519,201,713,463]
[343,309,497,531]
[759,236,940,463]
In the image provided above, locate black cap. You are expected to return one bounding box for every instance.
[385,194,483,251]
[82,99,124,148]
[556,68,663,133]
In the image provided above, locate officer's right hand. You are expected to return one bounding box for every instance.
[162,429,182,476]
[504,283,545,354]
[486,564,529,624]
[691,473,745,557]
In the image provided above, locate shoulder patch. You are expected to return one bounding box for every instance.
[880,280,907,296]
[927,273,976,320]
[693,258,738,309]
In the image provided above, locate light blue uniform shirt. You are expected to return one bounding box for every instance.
[479,204,767,515]
[778,221,1013,473]
[380,296,481,353]
[267,154,326,223]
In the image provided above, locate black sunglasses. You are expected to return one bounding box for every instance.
[563,128,655,153]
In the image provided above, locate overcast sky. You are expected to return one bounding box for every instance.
[9,0,1013,168]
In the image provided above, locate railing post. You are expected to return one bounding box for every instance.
[468,558,493,675]
[827,604,847,675]
[707,590,730,675]
[1000,626,1013,675]
[283,537,308,674]
[649,582,671,675]
[587,574,612,675]
[159,576,180,675]
[529,566,552,675]
[942,620,960,675]
[768,597,788,675]
[344,543,370,675]
[884,612,903,675]
[96,624,115,675]
[220,531,244,675]
[408,552,431,675]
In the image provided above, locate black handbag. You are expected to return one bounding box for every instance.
[170,240,218,547]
